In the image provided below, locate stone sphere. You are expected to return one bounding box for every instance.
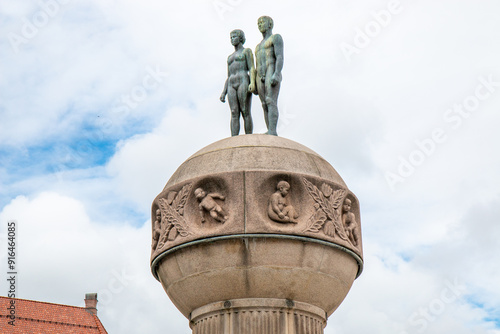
[150,135,363,319]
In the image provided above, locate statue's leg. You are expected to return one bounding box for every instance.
[228,86,240,136]
[210,210,219,220]
[244,92,253,134]
[237,83,253,134]
[256,77,269,132]
[265,80,280,136]
[284,206,298,223]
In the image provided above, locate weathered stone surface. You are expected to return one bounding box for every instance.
[150,134,363,331]
[155,238,358,318]
[163,134,346,188]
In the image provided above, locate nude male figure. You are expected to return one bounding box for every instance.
[254,16,284,136]
[220,29,256,136]
[268,181,298,223]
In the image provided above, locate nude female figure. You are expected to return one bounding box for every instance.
[220,29,256,136]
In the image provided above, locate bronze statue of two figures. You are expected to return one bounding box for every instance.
[220,16,284,136]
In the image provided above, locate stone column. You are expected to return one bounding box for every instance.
[191,299,325,334]
[150,135,363,334]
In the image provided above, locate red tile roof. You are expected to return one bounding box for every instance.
[0,296,107,334]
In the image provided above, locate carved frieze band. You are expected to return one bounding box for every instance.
[151,174,362,258]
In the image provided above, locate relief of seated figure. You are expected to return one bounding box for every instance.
[268,181,298,224]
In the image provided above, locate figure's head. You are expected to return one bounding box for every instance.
[258,16,273,33]
[230,29,245,45]
[343,199,352,213]
[194,188,206,199]
[156,209,161,218]
[277,181,290,195]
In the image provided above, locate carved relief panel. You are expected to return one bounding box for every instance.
[245,172,362,256]
[151,173,245,259]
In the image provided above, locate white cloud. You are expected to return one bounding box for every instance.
[1,0,500,333]
[0,192,189,334]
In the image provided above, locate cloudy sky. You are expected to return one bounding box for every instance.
[1,0,500,333]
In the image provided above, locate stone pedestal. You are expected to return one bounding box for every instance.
[150,135,363,334]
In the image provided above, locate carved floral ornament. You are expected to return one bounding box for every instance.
[152,183,193,252]
[302,178,360,249]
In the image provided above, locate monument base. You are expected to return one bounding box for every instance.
[190,298,326,334]
[151,135,364,334]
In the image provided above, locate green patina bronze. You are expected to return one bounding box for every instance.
[220,29,255,136]
[221,16,284,137]
[255,16,284,136]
